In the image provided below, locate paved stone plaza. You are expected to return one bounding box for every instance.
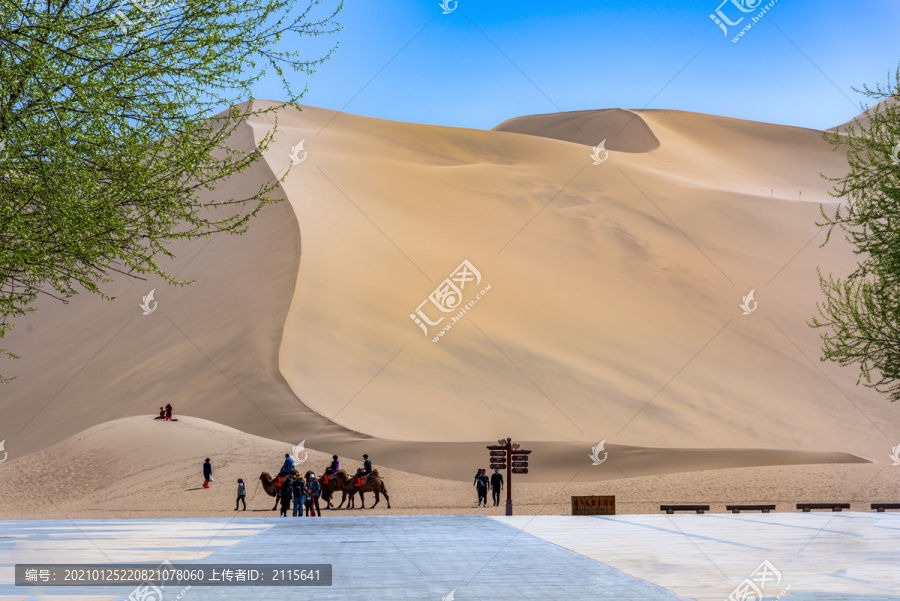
[0,513,898,600]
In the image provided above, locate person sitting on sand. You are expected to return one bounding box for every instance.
[277,453,295,479]
[165,403,173,421]
[203,458,212,489]
[154,407,166,420]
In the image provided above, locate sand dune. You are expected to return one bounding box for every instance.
[0,417,889,519]
[493,107,660,152]
[830,95,898,131]
[1,101,898,495]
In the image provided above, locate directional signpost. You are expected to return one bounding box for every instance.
[486,437,531,516]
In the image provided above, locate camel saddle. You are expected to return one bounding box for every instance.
[355,474,370,487]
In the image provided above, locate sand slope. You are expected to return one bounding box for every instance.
[1,102,898,490]
[0,417,890,518]
[266,103,898,455]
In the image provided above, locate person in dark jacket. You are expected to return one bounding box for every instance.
[236,479,247,510]
[155,407,166,420]
[354,454,373,487]
[474,469,488,507]
[291,477,306,517]
[305,474,321,516]
[203,458,212,488]
[490,469,504,507]
[165,403,173,420]
[279,477,293,517]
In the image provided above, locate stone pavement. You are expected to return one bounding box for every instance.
[0,513,898,600]
[496,513,900,600]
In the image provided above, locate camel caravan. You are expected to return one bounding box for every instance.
[259,453,390,513]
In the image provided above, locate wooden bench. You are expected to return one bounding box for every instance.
[797,503,850,512]
[660,505,709,514]
[871,503,900,512]
[726,505,775,513]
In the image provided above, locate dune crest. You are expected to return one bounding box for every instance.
[493,107,660,153]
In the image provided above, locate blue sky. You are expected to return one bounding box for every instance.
[258,1,900,131]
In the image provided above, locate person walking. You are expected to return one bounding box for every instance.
[491,468,504,507]
[235,479,247,511]
[474,469,489,508]
[305,473,321,516]
[291,476,306,517]
[202,458,212,488]
[279,477,293,517]
[473,468,482,506]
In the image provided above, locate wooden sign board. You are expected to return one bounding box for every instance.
[572,495,615,516]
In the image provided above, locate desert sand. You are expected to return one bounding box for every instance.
[0,416,893,518]
[1,101,899,517]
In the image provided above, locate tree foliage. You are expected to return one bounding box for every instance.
[0,0,341,380]
[814,67,900,401]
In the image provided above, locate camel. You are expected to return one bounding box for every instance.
[318,470,357,509]
[259,471,302,511]
[327,469,390,509]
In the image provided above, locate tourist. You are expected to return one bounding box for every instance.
[154,407,165,420]
[165,403,173,421]
[279,477,293,517]
[202,458,212,489]
[306,473,321,516]
[277,453,295,478]
[235,479,246,511]
[473,468,482,505]
[355,454,373,486]
[491,468,504,507]
[475,469,489,507]
[329,455,340,473]
[291,476,306,517]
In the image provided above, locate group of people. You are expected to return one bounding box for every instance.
[154,403,174,421]
[278,452,373,487]
[276,472,323,516]
[473,468,504,507]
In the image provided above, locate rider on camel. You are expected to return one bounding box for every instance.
[354,454,372,487]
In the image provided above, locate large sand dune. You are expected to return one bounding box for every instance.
[1,101,898,495]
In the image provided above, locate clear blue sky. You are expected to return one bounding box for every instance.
[257,0,900,131]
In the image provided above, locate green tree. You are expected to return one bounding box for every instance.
[0,0,341,381]
[814,68,900,401]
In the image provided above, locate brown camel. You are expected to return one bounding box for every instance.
[259,471,301,511]
[329,469,390,509]
[319,470,357,509]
